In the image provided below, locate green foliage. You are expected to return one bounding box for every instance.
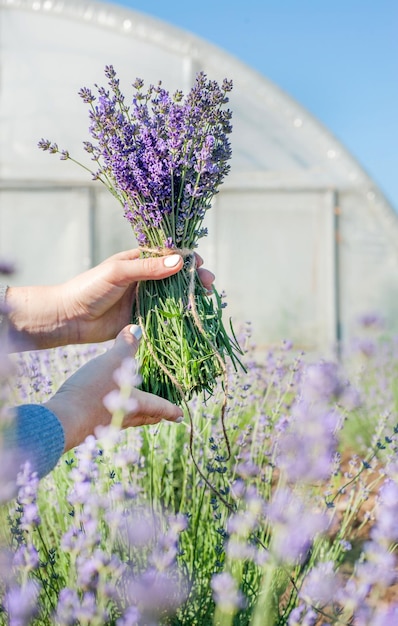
[1,333,398,624]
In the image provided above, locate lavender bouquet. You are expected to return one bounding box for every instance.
[39,66,243,406]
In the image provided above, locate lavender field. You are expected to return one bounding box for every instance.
[1,317,398,625]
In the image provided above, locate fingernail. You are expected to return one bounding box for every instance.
[130,325,142,341]
[175,415,184,423]
[164,254,181,268]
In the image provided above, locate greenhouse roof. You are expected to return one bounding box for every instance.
[0,0,390,198]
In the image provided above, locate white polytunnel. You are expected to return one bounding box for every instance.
[1,0,398,353]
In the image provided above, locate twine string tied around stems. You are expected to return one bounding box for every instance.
[135,245,232,508]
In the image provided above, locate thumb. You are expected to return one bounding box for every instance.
[112,324,143,357]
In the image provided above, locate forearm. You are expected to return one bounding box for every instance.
[3,405,65,480]
[44,385,110,453]
[5,285,70,351]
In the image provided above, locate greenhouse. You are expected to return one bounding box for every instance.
[3,3,398,625]
[1,0,398,353]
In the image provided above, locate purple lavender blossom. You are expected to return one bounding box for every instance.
[275,360,358,484]
[56,586,110,624]
[76,549,126,592]
[116,506,159,549]
[102,389,138,415]
[52,67,233,250]
[76,591,108,623]
[0,259,16,275]
[300,361,345,403]
[299,560,341,606]
[227,486,264,538]
[276,402,341,483]
[117,605,141,625]
[0,448,22,503]
[288,605,318,626]
[357,542,396,588]
[126,566,187,621]
[357,312,385,329]
[150,512,188,572]
[370,478,398,544]
[337,477,398,621]
[55,588,80,626]
[356,337,377,357]
[4,580,40,625]
[369,605,398,626]
[266,487,329,564]
[211,572,245,613]
[38,64,242,404]
[13,543,40,572]
[112,356,141,389]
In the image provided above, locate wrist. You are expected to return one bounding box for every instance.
[44,395,85,452]
[6,285,70,350]
[45,386,111,453]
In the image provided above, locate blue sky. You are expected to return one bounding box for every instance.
[106,0,398,211]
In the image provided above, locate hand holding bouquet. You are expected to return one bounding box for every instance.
[39,66,243,411]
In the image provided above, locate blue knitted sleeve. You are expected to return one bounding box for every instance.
[5,405,65,479]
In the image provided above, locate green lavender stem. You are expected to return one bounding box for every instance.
[132,265,243,403]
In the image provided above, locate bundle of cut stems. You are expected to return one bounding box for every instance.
[39,66,244,406]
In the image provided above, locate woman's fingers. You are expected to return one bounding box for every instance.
[113,325,184,426]
[194,252,204,268]
[100,248,214,291]
[106,249,203,267]
[123,387,184,427]
[197,267,215,292]
[113,324,143,356]
[106,254,184,286]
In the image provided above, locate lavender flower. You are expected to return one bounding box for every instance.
[266,487,329,564]
[288,605,318,626]
[39,66,243,405]
[126,566,187,622]
[6,293,398,624]
[370,478,398,544]
[276,361,352,483]
[66,68,232,251]
[0,259,16,276]
[358,312,384,329]
[0,448,22,503]
[102,389,138,415]
[12,543,40,572]
[4,580,40,625]
[369,605,398,626]
[117,605,141,625]
[227,485,264,538]
[55,588,80,626]
[116,506,159,549]
[211,571,245,613]
[299,560,341,606]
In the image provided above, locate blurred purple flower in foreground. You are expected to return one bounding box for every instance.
[0,259,16,276]
[211,571,245,613]
[4,580,40,626]
[266,487,329,565]
[276,361,354,483]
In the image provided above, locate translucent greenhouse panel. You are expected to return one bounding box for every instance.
[0,8,194,182]
[210,189,337,351]
[339,191,398,338]
[93,188,138,264]
[0,188,91,286]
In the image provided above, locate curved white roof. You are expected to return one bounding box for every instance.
[1,0,398,351]
[0,0,387,191]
